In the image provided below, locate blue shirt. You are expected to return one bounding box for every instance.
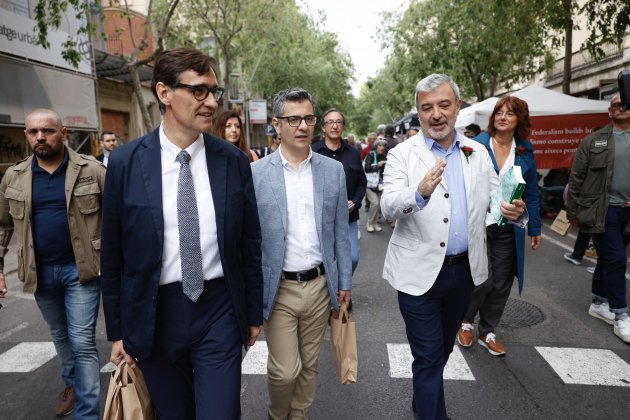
[415,136,469,255]
[32,150,74,265]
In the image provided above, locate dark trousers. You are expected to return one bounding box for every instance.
[139,278,242,420]
[572,230,592,259]
[465,224,516,336]
[398,259,474,420]
[592,206,630,313]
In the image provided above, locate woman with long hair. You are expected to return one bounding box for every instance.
[212,110,259,162]
[457,96,541,356]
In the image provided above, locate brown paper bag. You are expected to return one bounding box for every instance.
[103,361,155,420]
[550,210,572,236]
[330,302,358,384]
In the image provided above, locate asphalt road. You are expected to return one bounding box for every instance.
[1,212,629,420]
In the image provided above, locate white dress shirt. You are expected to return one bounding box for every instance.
[159,124,224,285]
[279,146,323,272]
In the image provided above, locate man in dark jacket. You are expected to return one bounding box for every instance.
[312,108,366,273]
[567,93,630,343]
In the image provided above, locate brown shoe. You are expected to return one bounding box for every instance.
[456,322,474,347]
[478,332,506,356]
[55,386,74,417]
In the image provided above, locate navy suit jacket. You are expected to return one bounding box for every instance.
[101,128,263,360]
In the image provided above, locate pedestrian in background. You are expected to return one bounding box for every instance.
[213,110,260,162]
[380,74,525,420]
[96,130,118,167]
[252,87,351,420]
[312,108,366,274]
[364,139,387,232]
[0,108,105,419]
[566,93,630,343]
[101,48,263,419]
[457,96,542,356]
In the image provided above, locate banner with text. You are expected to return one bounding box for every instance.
[529,114,610,169]
[0,6,91,74]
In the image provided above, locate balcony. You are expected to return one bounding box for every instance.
[548,43,623,80]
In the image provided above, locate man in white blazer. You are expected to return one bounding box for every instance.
[251,87,352,420]
[380,74,525,420]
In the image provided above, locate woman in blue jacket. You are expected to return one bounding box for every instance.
[457,96,542,356]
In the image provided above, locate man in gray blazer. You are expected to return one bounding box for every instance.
[251,87,352,420]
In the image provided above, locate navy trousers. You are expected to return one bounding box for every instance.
[139,278,242,420]
[592,206,630,313]
[398,259,474,420]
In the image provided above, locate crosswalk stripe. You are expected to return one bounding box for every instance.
[386,343,475,380]
[242,341,268,375]
[536,346,630,387]
[0,342,57,373]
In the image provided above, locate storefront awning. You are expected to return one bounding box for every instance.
[94,50,153,83]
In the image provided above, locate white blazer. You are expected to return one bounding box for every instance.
[380,133,499,296]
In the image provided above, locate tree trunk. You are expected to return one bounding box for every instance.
[562,0,573,95]
[219,48,231,114]
[129,64,155,134]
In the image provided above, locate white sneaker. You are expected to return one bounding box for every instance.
[586,266,595,274]
[563,252,582,266]
[366,224,375,233]
[375,224,382,232]
[588,302,615,325]
[613,317,630,343]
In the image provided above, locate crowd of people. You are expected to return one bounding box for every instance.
[0,46,628,420]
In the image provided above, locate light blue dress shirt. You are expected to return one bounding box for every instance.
[415,135,469,255]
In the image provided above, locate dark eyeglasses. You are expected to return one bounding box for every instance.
[277,115,318,127]
[172,83,224,101]
[610,103,626,111]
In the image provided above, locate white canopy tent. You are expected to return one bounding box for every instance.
[455,85,610,130]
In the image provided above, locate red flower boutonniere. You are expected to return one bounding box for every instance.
[515,146,526,156]
[461,146,474,163]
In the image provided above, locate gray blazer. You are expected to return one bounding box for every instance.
[252,151,352,320]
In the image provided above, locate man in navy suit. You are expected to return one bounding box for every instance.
[101,48,263,419]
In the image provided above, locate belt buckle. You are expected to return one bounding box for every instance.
[296,272,303,282]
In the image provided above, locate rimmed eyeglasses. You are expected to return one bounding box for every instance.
[172,83,224,102]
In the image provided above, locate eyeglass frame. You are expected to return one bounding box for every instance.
[322,120,345,127]
[276,115,318,127]
[172,83,224,102]
[610,102,626,111]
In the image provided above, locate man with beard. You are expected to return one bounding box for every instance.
[96,130,118,167]
[0,109,105,419]
[312,109,366,273]
[380,74,525,419]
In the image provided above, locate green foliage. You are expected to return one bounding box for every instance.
[582,1,630,59]
[33,0,100,68]
[170,0,354,117]
[382,0,551,101]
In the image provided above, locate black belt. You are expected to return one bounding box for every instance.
[444,252,468,265]
[283,263,325,281]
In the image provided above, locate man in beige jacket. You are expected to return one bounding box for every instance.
[0,109,105,419]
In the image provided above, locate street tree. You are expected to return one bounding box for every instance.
[33,0,181,133]
[380,0,552,102]
[171,0,354,116]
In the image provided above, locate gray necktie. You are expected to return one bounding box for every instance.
[176,150,204,302]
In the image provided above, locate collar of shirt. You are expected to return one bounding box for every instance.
[159,123,204,161]
[424,135,460,155]
[612,128,630,136]
[278,145,313,171]
[32,148,69,174]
